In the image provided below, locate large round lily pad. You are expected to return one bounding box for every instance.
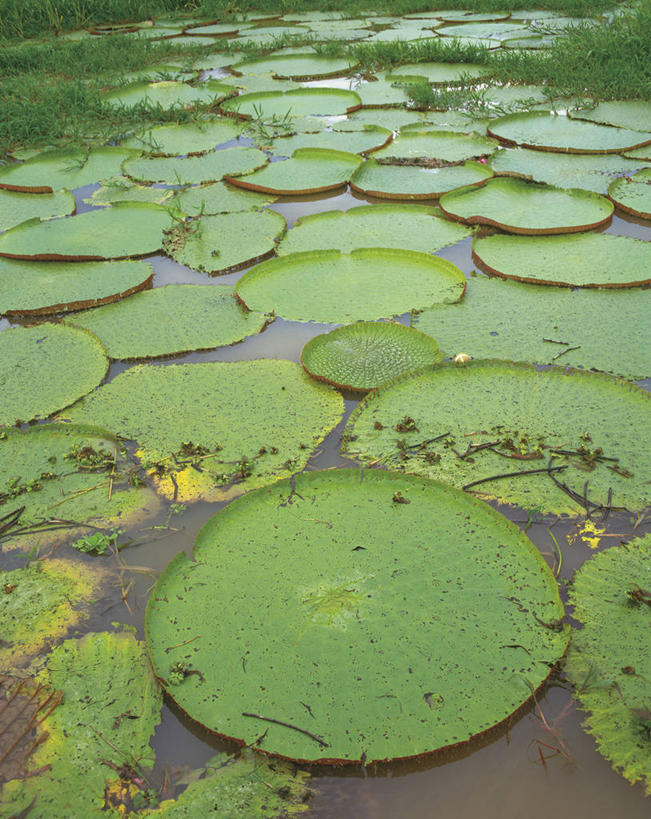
[352,77,411,107]
[232,53,354,79]
[350,159,493,200]
[66,284,268,359]
[0,202,172,261]
[278,203,471,255]
[0,188,75,233]
[346,108,429,131]
[268,126,392,157]
[225,148,362,195]
[439,178,613,234]
[85,178,174,206]
[221,88,362,119]
[473,232,651,288]
[164,209,286,274]
[0,258,153,316]
[568,101,651,133]
[170,182,277,216]
[236,248,466,323]
[373,131,498,162]
[414,275,650,380]
[146,468,567,763]
[301,322,442,391]
[439,21,532,39]
[608,169,651,219]
[104,80,231,108]
[123,147,269,185]
[343,361,651,515]
[387,61,491,83]
[61,360,344,503]
[0,323,108,425]
[487,112,651,154]
[565,536,650,794]
[123,118,243,156]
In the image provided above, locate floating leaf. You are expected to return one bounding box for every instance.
[225,148,362,195]
[277,203,471,255]
[104,80,231,108]
[565,536,651,793]
[352,77,411,107]
[415,275,650,379]
[301,321,442,391]
[268,125,392,156]
[439,178,613,234]
[421,11,512,22]
[61,360,344,503]
[123,147,269,185]
[85,178,174,206]
[346,108,428,130]
[170,182,277,215]
[350,158,493,199]
[608,169,651,220]
[568,100,651,133]
[67,285,268,359]
[236,248,465,323]
[622,145,651,161]
[438,21,530,39]
[219,73,300,95]
[373,130,498,162]
[123,119,243,156]
[0,188,75,233]
[146,468,567,763]
[220,88,362,118]
[163,209,286,274]
[343,361,650,514]
[402,112,492,134]
[232,53,354,79]
[184,22,240,35]
[387,61,491,83]
[473,232,651,287]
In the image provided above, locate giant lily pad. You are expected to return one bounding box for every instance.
[67,284,268,359]
[439,178,613,234]
[170,182,277,215]
[236,248,465,323]
[61,360,344,503]
[123,147,268,185]
[164,209,286,273]
[0,147,138,193]
[346,108,429,131]
[0,202,172,261]
[439,21,529,39]
[387,61,491,83]
[145,468,567,763]
[608,169,651,219]
[85,178,174,206]
[350,159,493,199]
[0,258,153,316]
[225,148,362,195]
[352,78,411,107]
[0,323,108,425]
[373,130,498,162]
[277,203,471,255]
[104,80,231,108]
[183,22,241,35]
[424,11,512,22]
[415,276,650,380]
[232,53,354,79]
[221,88,362,119]
[123,119,243,156]
[473,232,651,287]
[487,112,651,154]
[343,361,650,515]
[402,112,492,134]
[565,536,650,794]
[0,188,75,233]
[218,74,300,95]
[268,126,392,157]
[568,100,651,133]
[301,322,442,391]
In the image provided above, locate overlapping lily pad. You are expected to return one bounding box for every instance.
[104,80,232,108]
[565,536,650,794]
[439,178,613,233]
[0,323,108,425]
[225,148,362,195]
[164,209,286,273]
[414,275,650,379]
[352,78,411,107]
[403,111,492,134]
[170,181,277,215]
[473,232,651,287]
[343,361,650,514]
[438,21,529,39]
[346,108,428,131]
[568,100,651,132]
[301,322,442,391]
[487,112,651,154]
[608,169,651,219]
[0,202,173,260]
[0,258,153,316]
[221,88,362,118]
[236,248,465,323]
[387,61,491,83]
[123,119,243,155]
[123,146,269,184]
[350,159,493,199]
[268,125,392,156]
[0,188,75,233]
[373,130,498,162]
[278,203,471,255]
[146,468,567,763]
[232,53,354,79]
[84,178,174,206]
[184,22,240,35]
[61,360,344,503]
[218,73,299,95]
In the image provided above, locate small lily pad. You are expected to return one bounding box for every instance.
[123,147,269,185]
[301,322,442,391]
[236,248,466,323]
[373,130,498,162]
[0,188,75,233]
[122,118,243,155]
[220,87,362,119]
[568,100,651,133]
[350,159,493,200]
[268,125,392,156]
[439,177,613,234]
[170,181,277,215]
[608,169,651,219]
[232,53,354,79]
[104,80,231,108]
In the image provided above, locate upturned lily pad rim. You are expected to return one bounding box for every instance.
[220,87,363,120]
[350,160,494,201]
[608,172,651,219]
[231,53,359,80]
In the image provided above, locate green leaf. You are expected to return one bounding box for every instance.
[123,119,243,156]
[220,88,362,119]
[568,100,651,133]
[387,61,491,83]
[350,158,493,200]
[145,468,567,763]
[352,77,412,106]
[123,147,269,185]
[608,168,651,220]
[345,108,428,131]
[373,130,498,162]
[232,52,354,80]
[170,182,277,216]
[104,80,231,108]
[0,188,75,232]
[439,21,538,39]
[269,125,392,157]
[85,178,174,206]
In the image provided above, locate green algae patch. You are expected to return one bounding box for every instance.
[0,202,173,261]
[350,159,492,200]
[85,178,173,207]
[473,232,651,288]
[164,209,286,274]
[608,169,651,220]
[373,131,498,163]
[302,322,442,391]
[0,258,153,317]
[225,148,362,196]
[61,360,344,504]
[0,188,75,233]
[565,535,651,794]
[414,276,650,380]
[343,361,650,515]
[67,284,268,359]
[104,80,231,109]
[278,203,471,256]
[269,126,392,157]
[236,248,465,324]
[487,112,651,154]
[123,147,268,185]
[439,178,613,234]
[123,119,243,156]
[171,182,276,216]
[387,61,491,83]
[145,468,567,763]
[0,323,108,425]
[221,88,362,119]
[568,101,651,133]
[233,53,354,80]
[1,631,162,817]
[0,561,104,671]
